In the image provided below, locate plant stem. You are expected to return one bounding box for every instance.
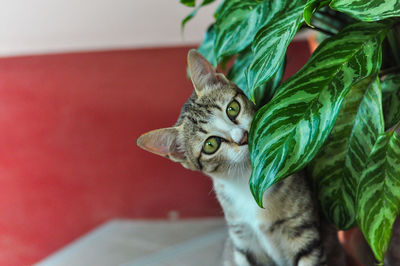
[310,25,335,36]
[379,65,400,77]
[392,120,400,135]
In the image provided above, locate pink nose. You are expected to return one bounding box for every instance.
[239,131,248,145]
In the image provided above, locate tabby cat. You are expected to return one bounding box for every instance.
[137,50,345,266]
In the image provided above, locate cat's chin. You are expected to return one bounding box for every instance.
[231,144,250,163]
[209,161,252,181]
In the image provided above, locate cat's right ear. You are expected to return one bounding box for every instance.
[137,127,185,163]
[187,49,227,94]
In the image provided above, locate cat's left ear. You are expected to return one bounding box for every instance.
[137,127,186,162]
[187,49,228,94]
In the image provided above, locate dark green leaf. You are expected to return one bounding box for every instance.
[312,8,357,35]
[227,47,253,97]
[197,24,218,67]
[382,73,400,130]
[356,129,400,262]
[213,0,225,19]
[214,0,268,61]
[219,54,233,71]
[386,26,400,66]
[253,56,286,107]
[228,48,286,107]
[245,0,307,101]
[330,0,400,21]
[303,0,330,26]
[181,0,216,30]
[382,73,400,93]
[310,77,384,230]
[180,0,196,7]
[249,21,390,207]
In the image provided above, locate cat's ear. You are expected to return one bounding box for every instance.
[137,127,186,162]
[187,49,228,94]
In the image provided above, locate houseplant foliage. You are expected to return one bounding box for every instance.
[180,0,400,262]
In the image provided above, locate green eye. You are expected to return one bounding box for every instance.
[226,100,240,121]
[202,136,221,154]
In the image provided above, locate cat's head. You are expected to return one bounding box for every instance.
[137,50,255,178]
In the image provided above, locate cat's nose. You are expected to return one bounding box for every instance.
[231,128,248,146]
[239,131,248,145]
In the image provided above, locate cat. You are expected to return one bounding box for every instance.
[137,50,345,266]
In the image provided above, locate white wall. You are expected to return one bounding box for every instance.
[0,0,218,57]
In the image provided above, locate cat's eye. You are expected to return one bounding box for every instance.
[226,100,240,121]
[202,136,221,154]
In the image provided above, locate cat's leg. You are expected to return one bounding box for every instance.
[227,225,253,266]
[222,235,252,266]
[280,228,327,266]
[226,225,276,266]
[222,237,236,266]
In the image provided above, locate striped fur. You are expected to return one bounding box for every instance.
[137,50,345,266]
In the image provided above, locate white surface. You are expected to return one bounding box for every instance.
[36,219,227,266]
[0,0,218,57]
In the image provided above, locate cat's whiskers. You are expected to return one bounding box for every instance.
[137,50,345,266]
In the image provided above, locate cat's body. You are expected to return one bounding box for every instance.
[214,166,345,266]
[137,50,345,266]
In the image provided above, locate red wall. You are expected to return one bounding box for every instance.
[0,42,310,265]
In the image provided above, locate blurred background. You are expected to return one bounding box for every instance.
[0,1,310,265]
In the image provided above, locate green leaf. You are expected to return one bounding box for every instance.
[227,47,253,97]
[245,0,307,101]
[214,0,268,61]
[356,129,400,262]
[253,56,286,107]
[310,77,384,230]
[382,73,400,130]
[228,48,286,107]
[311,9,350,35]
[180,0,196,7]
[181,0,215,30]
[197,24,218,67]
[330,0,400,21]
[385,25,400,67]
[249,21,390,207]
[303,0,331,26]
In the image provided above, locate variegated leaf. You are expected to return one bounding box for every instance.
[181,0,215,30]
[310,77,384,230]
[245,0,307,100]
[254,56,286,107]
[303,0,330,26]
[227,48,286,107]
[382,73,400,130]
[197,24,218,67]
[356,129,400,262]
[227,47,253,98]
[214,0,268,61]
[330,0,400,22]
[311,8,356,35]
[249,21,390,207]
